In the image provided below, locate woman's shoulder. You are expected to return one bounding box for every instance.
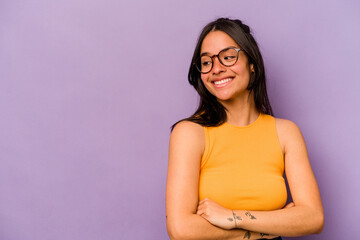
[274,117,304,152]
[172,120,204,133]
[171,120,204,143]
[274,117,301,134]
[169,120,205,158]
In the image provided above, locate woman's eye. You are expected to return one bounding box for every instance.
[202,61,211,66]
[224,56,236,60]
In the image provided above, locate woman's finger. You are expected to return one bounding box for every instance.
[284,202,295,208]
[198,198,210,204]
[196,208,204,216]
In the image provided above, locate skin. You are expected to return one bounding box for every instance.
[166,31,324,239]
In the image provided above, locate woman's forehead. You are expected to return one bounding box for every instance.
[200,31,240,55]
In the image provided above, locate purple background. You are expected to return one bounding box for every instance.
[1,0,359,239]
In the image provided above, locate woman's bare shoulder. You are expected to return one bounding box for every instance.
[274,117,303,151]
[274,117,300,132]
[172,120,204,134]
[170,120,205,153]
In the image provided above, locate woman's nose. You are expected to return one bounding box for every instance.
[211,57,226,74]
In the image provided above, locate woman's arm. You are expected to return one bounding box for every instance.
[196,119,324,237]
[166,121,278,240]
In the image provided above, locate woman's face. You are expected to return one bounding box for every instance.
[200,31,254,103]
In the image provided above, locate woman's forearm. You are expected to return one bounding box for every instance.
[167,213,277,240]
[233,206,324,237]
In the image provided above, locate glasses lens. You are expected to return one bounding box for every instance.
[198,55,212,73]
[219,48,238,66]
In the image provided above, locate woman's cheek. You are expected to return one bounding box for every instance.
[201,77,214,95]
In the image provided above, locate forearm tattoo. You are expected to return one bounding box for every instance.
[233,211,242,221]
[227,210,242,228]
[243,231,251,239]
[245,211,256,220]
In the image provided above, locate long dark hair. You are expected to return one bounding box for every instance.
[171,18,273,130]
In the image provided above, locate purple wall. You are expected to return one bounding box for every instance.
[1,0,359,239]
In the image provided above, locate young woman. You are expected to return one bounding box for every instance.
[166,18,324,240]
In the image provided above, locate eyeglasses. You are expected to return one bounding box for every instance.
[194,47,244,74]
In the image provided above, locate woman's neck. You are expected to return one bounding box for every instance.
[219,92,259,127]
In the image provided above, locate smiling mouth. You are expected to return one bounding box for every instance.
[212,77,233,86]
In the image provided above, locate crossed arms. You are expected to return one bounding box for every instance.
[166,120,324,240]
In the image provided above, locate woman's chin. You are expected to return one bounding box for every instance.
[214,91,236,101]
[216,96,233,103]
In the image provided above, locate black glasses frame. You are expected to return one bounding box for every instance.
[194,47,244,74]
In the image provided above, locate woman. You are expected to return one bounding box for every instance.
[166,18,324,240]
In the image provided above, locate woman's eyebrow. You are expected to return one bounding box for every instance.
[200,52,210,57]
[200,46,239,57]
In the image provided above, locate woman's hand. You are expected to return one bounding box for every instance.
[196,198,279,239]
[196,198,294,239]
[196,198,237,230]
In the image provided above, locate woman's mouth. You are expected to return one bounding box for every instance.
[212,77,233,88]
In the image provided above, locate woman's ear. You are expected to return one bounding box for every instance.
[250,64,255,73]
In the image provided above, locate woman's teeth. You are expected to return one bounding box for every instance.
[214,78,232,85]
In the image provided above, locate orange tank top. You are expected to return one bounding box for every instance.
[199,113,287,211]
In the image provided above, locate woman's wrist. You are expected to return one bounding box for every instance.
[231,210,242,228]
[231,209,243,229]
